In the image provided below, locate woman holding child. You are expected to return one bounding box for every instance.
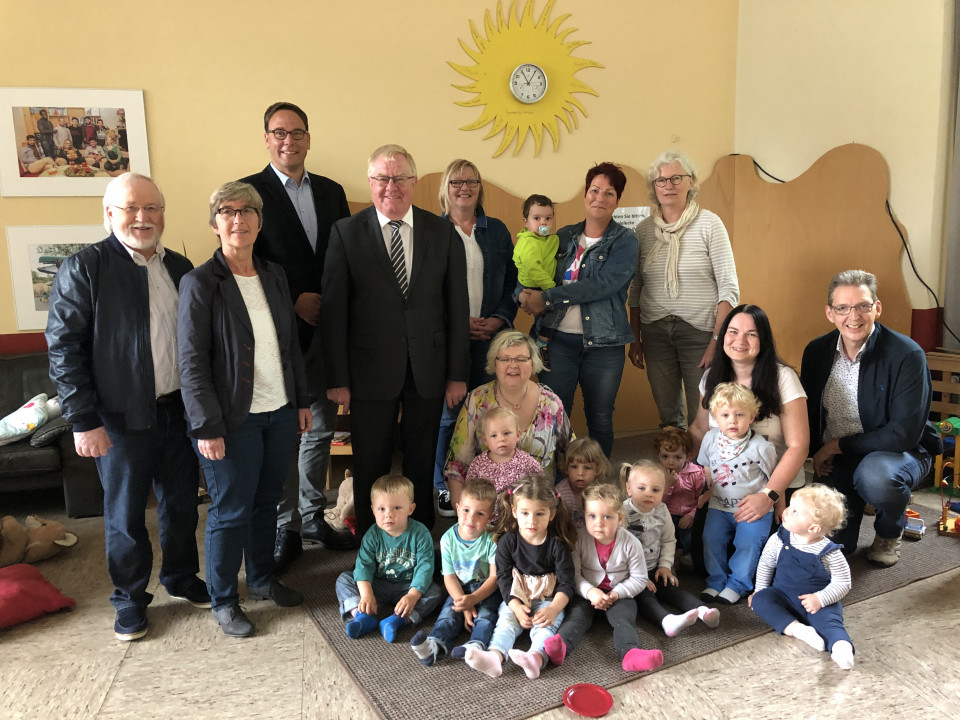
[445,330,571,506]
[518,162,638,459]
[178,181,311,638]
[433,159,518,515]
[690,304,810,522]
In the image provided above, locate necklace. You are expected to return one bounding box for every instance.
[497,381,529,410]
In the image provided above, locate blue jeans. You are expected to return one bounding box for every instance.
[335,572,445,626]
[702,508,772,595]
[538,330,625,457]
[820,450,931,551]
[96,400,200,610]
[195,405,297,610]
[277,396,339,531]
[488,598,565,659]
[428,582,502,655]
[433,339,494,490]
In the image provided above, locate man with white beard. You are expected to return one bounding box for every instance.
[46,173,208,642]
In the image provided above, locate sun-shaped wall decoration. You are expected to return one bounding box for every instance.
[450,0,604,158]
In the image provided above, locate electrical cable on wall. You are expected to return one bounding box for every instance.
[747,157,960,345]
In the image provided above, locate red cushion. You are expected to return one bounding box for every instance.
[0,563,76,628]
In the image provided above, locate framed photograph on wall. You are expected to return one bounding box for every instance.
[0,88,149,197]
[6,225,104,330]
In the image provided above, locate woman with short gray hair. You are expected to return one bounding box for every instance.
[628,150,740,429]
[178,181,310,638]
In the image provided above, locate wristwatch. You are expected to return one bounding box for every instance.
[761,488,780,503]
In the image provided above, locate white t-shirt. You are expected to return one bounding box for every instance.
[556,233,602,335]
[234,274,287,414]
[454,225,484,318]
[700,364,807,488]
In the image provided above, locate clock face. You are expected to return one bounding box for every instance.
[510,63,548,104]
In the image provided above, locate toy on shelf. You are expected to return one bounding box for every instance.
[934,417,960,538]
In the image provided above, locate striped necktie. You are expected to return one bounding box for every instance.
[388,220,409,297]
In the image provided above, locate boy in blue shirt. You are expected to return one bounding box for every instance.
[335,474,444,641]
[410,478,500,665]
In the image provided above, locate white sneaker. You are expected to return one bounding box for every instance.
[867,534,902,567]
[437,489,456,517]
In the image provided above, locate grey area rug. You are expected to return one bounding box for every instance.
[289,504,959,720]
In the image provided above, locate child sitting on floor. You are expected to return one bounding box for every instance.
[464,475,575,680]
[410,478,501,666]
[622,460,720,636]
[335,474,444,642]
[555,436,610,529]
[697,382,778,605]
[654,426,706,561]
[466,406,544,522]
[750,483,855,670]
[546,482,664,673]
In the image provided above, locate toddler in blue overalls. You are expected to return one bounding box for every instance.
[749,484,855,669]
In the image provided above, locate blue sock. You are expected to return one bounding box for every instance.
[380,614,408,643]
[345,612,379,639]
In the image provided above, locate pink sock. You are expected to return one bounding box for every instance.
[464,646,502,678]
[622,648,663,672]
[544,635,567,666]
[508,649,545,679]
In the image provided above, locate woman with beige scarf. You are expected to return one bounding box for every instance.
[627,150,739,428]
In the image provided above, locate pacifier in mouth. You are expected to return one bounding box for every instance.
[538,225,551,237]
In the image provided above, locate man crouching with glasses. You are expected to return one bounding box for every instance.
[800,269,941,567]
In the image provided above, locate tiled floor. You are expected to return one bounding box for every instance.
[3,435,959,720]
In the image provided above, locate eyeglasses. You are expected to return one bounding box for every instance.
[217,206,259,219]
[496,356,532,365]
[369,175,416,187]
[268,128,307,140]
[653,174,692,188]
[449,179,480,188]
[112,204,164,216]
[830,301,876,316]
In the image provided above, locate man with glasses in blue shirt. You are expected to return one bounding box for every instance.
[240,102,354,571]
[800,269,941,567]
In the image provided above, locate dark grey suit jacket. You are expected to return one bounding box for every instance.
[239,164,350,352]
[321,205,470,400]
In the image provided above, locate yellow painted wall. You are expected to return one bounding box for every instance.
[0,0,737,339]
[735,0,953,310]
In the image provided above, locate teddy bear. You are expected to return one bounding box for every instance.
[0,514,78,568]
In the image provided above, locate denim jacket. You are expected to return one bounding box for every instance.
[540,219,639,347]
[445,209,518,326]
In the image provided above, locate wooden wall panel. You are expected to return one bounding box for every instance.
[346,145,909,435]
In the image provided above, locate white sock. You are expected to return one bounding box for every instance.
[784,621,826,652]
[464,646,502,678]
[698,605,720,628]
[661,608,699,637]
[508,649,545,679]
[831,641,855,670]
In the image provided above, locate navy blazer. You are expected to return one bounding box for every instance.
[800,322,941,459]
[178,249,310,439]
[321,205,470,400]
[239,164,350,351]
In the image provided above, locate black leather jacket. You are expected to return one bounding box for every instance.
[46,234,194,432]
[177,249,310,439]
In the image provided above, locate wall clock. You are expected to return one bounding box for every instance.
[449,0,604,157]
[510,63,548,104]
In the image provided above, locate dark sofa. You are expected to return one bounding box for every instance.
[0,352,103,517]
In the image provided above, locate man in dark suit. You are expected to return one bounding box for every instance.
[322,144,470,533]
[239,101,353,570]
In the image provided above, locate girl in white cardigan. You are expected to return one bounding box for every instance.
[543,483,664,672]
